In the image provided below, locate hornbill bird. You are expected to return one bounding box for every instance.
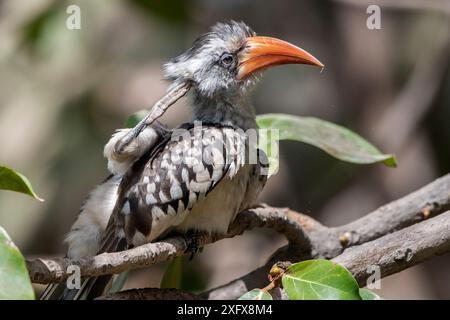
[42,21,323,299]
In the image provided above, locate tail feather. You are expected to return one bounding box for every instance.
[40,225,127,300]
[40,282,67,300]
[67,236,127,300]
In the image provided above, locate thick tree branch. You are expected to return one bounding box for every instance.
[204,174,450,299]
[333,211,450,287]
[312,173,450,258]
[27,173,450,295]
[103,210,450,300]
[27,207,318,284]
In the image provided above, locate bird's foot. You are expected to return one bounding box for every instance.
[183,230,204,260]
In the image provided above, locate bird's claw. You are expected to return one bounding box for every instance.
[183,230,203,260]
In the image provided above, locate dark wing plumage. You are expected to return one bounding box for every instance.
[115,124,247,244]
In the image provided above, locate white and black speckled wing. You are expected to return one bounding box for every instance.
[114,125,247,244]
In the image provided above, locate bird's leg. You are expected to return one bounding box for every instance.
[159,229,205,260]
[183,230,205,260]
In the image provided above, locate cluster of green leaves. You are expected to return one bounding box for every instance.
[238,260,381,300]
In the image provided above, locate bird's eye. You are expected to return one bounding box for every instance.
[220,53,235,68]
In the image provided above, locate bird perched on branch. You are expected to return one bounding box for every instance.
[42,21,323,299]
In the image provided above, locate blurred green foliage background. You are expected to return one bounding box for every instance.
[0,0,449,298]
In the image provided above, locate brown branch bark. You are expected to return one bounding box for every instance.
[27,206,317,284]
[204,173,450,299]
[315,172,450,258]
[103,210,450,300]
[333,211,450,287]
[27,173,450,300]
[96,288,200,300]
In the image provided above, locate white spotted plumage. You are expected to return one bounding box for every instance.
[115,126,258,245]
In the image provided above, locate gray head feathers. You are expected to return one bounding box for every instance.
[163,21,257,98]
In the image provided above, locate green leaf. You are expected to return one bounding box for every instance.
[0,166,43,201]
[359,288,382,300]
[125,110,148,128]
[0,226,35,300]
[160,256,183,289]
[256,114,397,172]
[238,289,273,300]
[108,271,129,294]
[258,128,280,177]
[282,260,361,300]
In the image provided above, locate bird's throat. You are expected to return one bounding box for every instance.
[192,95,257,130]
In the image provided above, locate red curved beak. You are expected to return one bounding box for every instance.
[237,36,324,80]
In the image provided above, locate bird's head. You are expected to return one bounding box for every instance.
[164,21,324,99]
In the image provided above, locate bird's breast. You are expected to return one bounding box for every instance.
[175,164,255,234]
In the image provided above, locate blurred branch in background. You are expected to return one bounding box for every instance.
[373,24,450,152]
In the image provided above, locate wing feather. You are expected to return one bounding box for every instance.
[117,125,247,243]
